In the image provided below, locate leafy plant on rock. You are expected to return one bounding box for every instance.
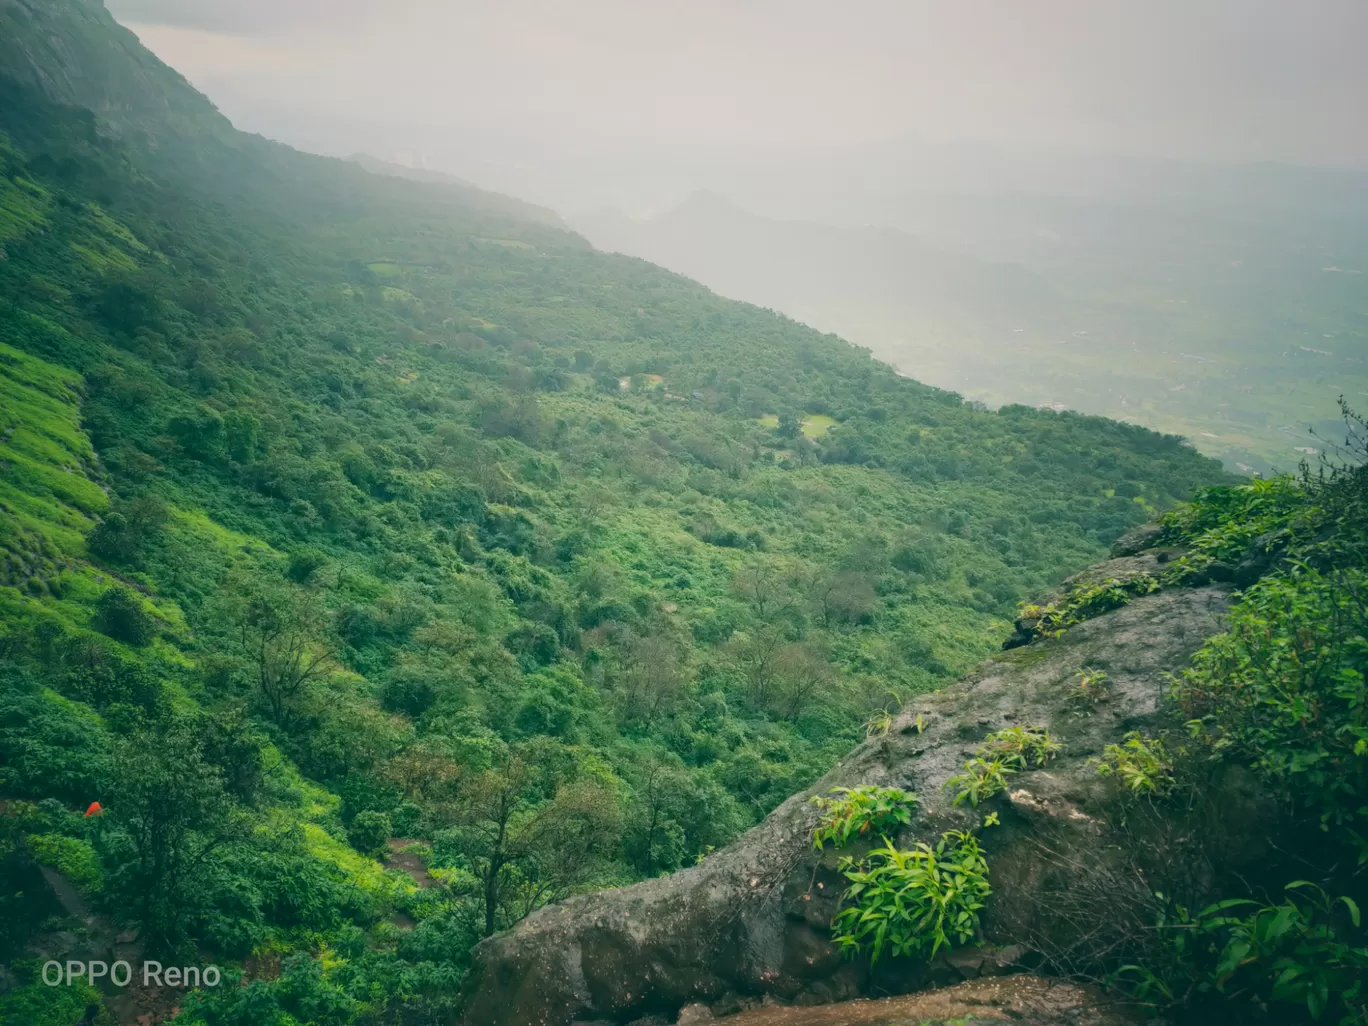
[811,785,917,850]
[831,830,991,963]
[1096,733,1175,797]
[1070,666,1111,704]
[946,726,1062,806]
[1018,575,1160,639]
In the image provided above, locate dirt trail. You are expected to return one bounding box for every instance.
[32,862,185,1026]
[701,976,1140,1026]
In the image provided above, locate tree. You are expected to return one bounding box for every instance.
[732,564,800,622]
[728,626,785,711]
[348,810,392,858]
[230,579,335,725]
[439,752,621,937]
[104,720,243,949]
[613,632,683,724]
[87,496,168,566]
[624,754,689,874]
[811,571,878,627]
[729,630,834,719]
[772,640,836,720]
[94,587,156,646]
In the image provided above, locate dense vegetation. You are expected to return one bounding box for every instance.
[0,3,1235,1023]
[800,410,1368,1025]
[1091,410,1368,1025]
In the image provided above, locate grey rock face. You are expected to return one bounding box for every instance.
[458,582,1233,1026]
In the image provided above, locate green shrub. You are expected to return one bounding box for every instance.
[93,587,156,646]
[945,756,1015,807]
[348,810,392,859]
[1159,475,1310,565]
[28,833,103,893]
[1096,733,1174,797]
[0,970,104,1026]
[1018,575,1160,638]
[810,785,917,850]
[1118,882,1368,1023]
[0,665,111,802]
[831,830,990,963]
[946,726,1062,806]
[980,725,1062,769]
[1070,666,1110,704]
[1173,568,1367,830]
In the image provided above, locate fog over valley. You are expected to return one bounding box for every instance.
[110,0,1368,472]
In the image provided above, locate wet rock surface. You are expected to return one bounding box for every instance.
[459,576,1235,1026]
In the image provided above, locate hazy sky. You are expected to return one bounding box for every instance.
[110,0,1368,171]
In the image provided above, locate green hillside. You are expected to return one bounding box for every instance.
[0,2,1230,1022]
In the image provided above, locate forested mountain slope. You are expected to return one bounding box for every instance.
[0,2,1229,1023]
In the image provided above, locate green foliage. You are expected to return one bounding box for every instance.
[1118,883,1368,1024]
[1175,568,1368,830]
[1167,414,1367,836]
[1096,733,1175,797]
[1018,574,1160,639]
[1070,666,1110,704]
[0,663,111,802]
[946,726,1061,806]
[93,586,156,646]
[0,965,105,1026]
[810,785,917,850]
[28,832,103,893]
[831,830,990,964]
[348,810,391,859]
[1160,474,1313,569]
[980,725,1063,769]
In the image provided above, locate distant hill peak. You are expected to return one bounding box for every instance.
[668,189,749,219]
[345,152,569,228]
[0,0,228,136]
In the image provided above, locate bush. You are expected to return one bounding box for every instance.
[349,810,392,859]
[831,830,990,963]
[286,547,329,583]
[0,665,111,801]
[1096,732,1174,798]
[28,833,103,893]
[1174,568,1367,828]
[810,785,917,850]
[94,587,156,646]
[946,726,1061,806]
[1118,882,1368,1023]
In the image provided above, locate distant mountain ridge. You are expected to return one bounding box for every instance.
[576,191,1061,328]
[348,152,568,228]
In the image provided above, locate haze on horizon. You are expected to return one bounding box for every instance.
[109,0,1368,215]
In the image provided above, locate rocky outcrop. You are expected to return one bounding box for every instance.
[458,564,1246,1026]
